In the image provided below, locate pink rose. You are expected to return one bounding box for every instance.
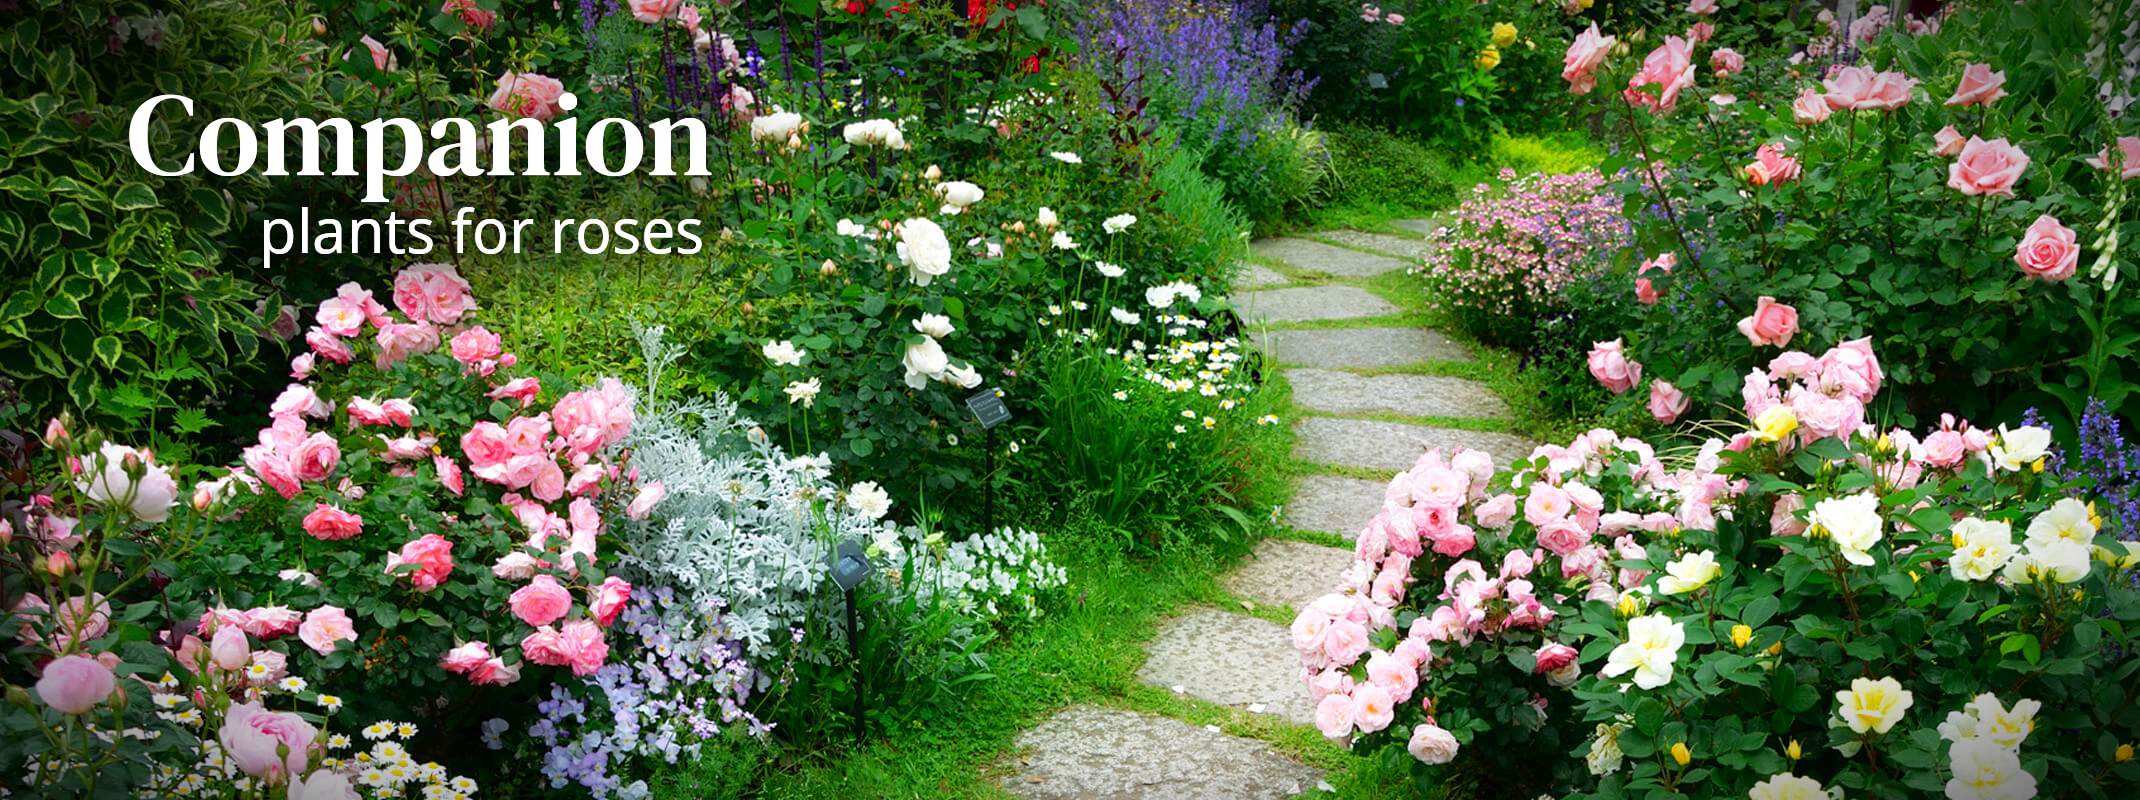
[290,432,340,483]
[307,327,354,364]
[509,574,574,627]
[435,455,465,496]
[301,503,363,541]
[1686,0,1716,14]
[1933,125,1966,157]
[36,654,115,715]
[1823,65,1916,111]
[469,657,521,685]
[1351,683,1395,734]
[1408,723,1460,764]
[1771,493,1808,535]
[461,422,512,472]
[298,606,357,655]
[440,641,492,674]
[1536,519,1591,556]
[243,606,303,639]
[1586,339,1642,394]
[1562,23,1615,95]
[1624,36,1696,113]
[1736,296,1798,347]
[17,593,112,654]
[380,398,417,426]
[289,770,360,800]
[450,326,504,365]
[373,322,441,369]
[2014,215,2079,281]
[441,0,497,30]
[1314,691,1357,741]
[1768,351,1821,381]
[314,296,369,337]
[1791,87,1832,125]
[1533,642,1578,674]
[1710,48,1743,77]
[384,534,456,591]
[1647,380,1691,424]
[290,353,315,379]
[219,701,320,780]
[629,0,682,22]
[247,650,289,686]
[1685,21,1714,43]
[1920,429,1967,467]
[1430,524,1476,558]
[1792,392,1864,442]
[1944,63,2007,107]
[1819,338,1885,401]
[392,264,478,326]
[358,35,394,72]
[590,577,632,626]
[489,377,542,407]
[1946,136,2030,197]
[625,481,666,520]
[270,385,329,420]
[492,551,542,581]
[556,619,611,676]
[488,72,568,121]
[2085,137,2140,179]
[210,625,250,672]
[1745,143,1801,186]
[1473,493,1518,529]
[1635,252,1674,305]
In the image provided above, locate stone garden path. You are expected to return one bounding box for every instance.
[997,224,1535,799]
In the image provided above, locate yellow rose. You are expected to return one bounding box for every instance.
[1785,740,1802,761]
[1835,676,1914,735]
[1476,46,1502,70]
[1754,405,1799,442]
[1731,624,1753,649]
[2117,743,2134,763]
[1670,742,1691,766]
[1492,22,1518,48]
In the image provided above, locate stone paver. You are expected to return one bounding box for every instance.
[1310,229,1436,261]
[1250,237,1410,277]
[1005,705,1322,800]
[1223,537,1358,610]
[1285,368,1511,420]
[1256,327,1471,367]
[1392,218,1446,237]
[1292,416,1537,473]
[1229,286,1399,324]
[1235,264,1291,289]
[1137,608,1317,725]
[1283,474,1388,540]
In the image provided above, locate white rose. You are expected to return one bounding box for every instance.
[2024,497,2096,549]
[1948,517,2016,581]
[912,314,955,338]
[76,443,179,523]
[944,363,982,388]
[836,218,868,237]
[1808,492,1882,566]
[750,112,804,142]
[902,337,949,389]
[2026,537,2092,583]
[1035,207,1058,228]
[936,181,985,209]
[895,218,953,286]
[1989,425,2051,472]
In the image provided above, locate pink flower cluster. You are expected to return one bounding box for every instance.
[1293,431,1748,756]
[1417,168,1631,318]
[1741,338,1884,445]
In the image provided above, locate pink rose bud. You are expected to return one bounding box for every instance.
[210,625,250,672]
[1585,339,1643,394]
[35,654,116,715]
[43,418,69,446]
[1932,125,1966,157]
[44,550,74,577]
[1944,63,2007,108]
[1647,380,1692,424]
[1790,87,1831,125]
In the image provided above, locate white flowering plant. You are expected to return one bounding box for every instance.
[1295,337,2140,800]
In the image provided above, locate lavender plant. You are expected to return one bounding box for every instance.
[2047,398,2140,541]
[1075,0,1320,224]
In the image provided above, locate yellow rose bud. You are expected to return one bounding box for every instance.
[2032,457,2046,473]
[1768,640,1783,656]
[1787,740,1802,760]
[2090,501,2104,530]
[1492,22,1518,48]
[2118,743,2133,762]
[1476,46,1502,70]
[1670,742,1691,766]
[1731,624,1753,649]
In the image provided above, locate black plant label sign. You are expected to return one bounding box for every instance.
[966,389,1011,430]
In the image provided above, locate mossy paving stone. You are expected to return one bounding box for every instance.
[1256,327,1473,368]
[1284,368,1512,421]
[1228,286,1400,324]
[1250,237,1410,278]
[1291,416,1537,474]
[1221,535,1361,612]
[1135,608,1319,725]
[1003,705,1323,800]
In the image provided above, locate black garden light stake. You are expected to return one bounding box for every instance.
[965,388,1013,535]
[829,539,872,744]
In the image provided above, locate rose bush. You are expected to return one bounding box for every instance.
[1295,331,2140,798]
[1564,0,2140,430]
